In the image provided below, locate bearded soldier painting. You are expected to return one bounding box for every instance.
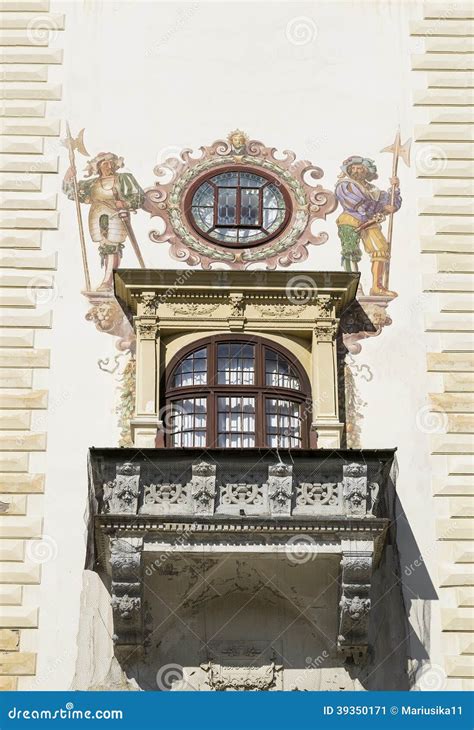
[335,155,402,298]
[63,151,145,290]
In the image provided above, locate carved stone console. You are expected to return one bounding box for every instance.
[338,544,374,663]
[109,537,144,661]
[89,447,394,665]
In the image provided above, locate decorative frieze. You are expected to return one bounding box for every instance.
[96,457,381,520]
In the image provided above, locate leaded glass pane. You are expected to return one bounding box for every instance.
[217,188,237,225]
[212,171,239,186]
[210,227,238,242]
[265,349,300,390]
[217,343,255,385]
[217,396,256,448]
[188,170,288,245]
[263,184,285,209]
[240,188,260,225]
[239,171,266,188]
[172,348,208,387]
[191,206,213,232]
[265,397,301,448]
[192,182,214,208]
[170,397,207,448]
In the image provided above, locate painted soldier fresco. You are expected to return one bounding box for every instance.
[335,155,401,298]
[63,151,145,291]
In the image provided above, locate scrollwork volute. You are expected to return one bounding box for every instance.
[145,132,336,270]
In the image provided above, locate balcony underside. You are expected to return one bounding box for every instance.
[88,447,396,667]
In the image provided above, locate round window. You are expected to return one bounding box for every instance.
[186,168,291,247]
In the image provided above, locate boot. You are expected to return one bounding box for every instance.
[97,252,121,291]
[370,259,397,298]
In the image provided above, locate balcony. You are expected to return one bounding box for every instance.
[88,447,395,668]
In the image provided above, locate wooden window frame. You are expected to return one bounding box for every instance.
[164,334,312,448]
[184,166,292,249]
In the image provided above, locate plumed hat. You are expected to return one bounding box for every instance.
[85,152,124,177]
[341,155,378,180]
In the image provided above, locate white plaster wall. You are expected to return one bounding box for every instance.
[26,0,442,690]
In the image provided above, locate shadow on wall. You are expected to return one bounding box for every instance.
[358,457,437,690]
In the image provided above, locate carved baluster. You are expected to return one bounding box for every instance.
[103,462,140,515]
[268,463,293,517]
[191,461,216,516]
[342,462,368,517]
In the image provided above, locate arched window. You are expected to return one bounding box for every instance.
[165,335,311,448]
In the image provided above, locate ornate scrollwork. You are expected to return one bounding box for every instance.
[340,595,370,621]
[313,323,337,342]
[110,594,141,621]
[297,482,339,507]
[221,483,263,506]
[254,303,306,318]
[168,301,221,317]
[140,292,160,316]
[205,661,279,691]
[145,132,336,270]
[143,482,187,505]
[136,321,159,340]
